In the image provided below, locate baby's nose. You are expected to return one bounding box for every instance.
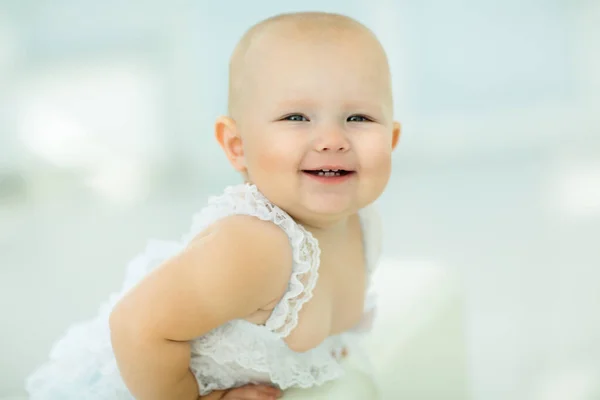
[315,127,350,152]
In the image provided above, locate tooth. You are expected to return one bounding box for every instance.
[313,170,344,177]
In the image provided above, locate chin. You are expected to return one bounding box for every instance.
[300,195,360,218]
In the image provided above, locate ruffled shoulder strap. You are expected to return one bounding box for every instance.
[263,223,320,337]
[183,183,321,338]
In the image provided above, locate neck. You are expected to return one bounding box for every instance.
[292,212,353,237]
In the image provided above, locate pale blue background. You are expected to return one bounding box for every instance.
[1,1,599,399]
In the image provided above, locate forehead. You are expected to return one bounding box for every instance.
[245,35,390,104]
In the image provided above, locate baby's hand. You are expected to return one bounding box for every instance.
[212,384,283,400]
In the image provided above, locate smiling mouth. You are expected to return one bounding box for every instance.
[302,169,354,177]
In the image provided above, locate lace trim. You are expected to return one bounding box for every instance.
[190,321,345,395]
[183,183,321,338]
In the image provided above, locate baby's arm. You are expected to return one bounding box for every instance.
[109,215,292,400]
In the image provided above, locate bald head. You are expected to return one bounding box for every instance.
[227,12,391,119]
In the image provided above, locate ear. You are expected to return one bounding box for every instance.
[391,121,401,150]
[215,116,246,172]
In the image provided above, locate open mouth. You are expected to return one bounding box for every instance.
[302,169,354,177]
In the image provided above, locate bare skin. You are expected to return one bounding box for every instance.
[109,11,400,400]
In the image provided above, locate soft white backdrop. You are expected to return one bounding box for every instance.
[1,1,599,399]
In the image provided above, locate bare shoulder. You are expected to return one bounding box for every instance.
[191,214,293,296]
[110,214,292,342]
[204,214,293,271]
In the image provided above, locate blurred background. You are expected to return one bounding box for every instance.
[1,0,599,399]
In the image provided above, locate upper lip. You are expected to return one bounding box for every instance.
[302,165,355,171]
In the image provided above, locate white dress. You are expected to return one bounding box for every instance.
[25,183,382,399]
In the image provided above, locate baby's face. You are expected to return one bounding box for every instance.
[232,31,399,224]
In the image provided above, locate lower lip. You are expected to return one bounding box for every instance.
[302,171,356,184]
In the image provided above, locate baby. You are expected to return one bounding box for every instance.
[26,11,401,400]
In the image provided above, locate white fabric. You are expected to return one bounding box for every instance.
[281,351,380,399]
[25,183,381,399]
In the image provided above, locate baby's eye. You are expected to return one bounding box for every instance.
[282,114,309,122]
[347,115,371,122]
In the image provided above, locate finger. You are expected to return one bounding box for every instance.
[251,384,282,396]
[257,384,283,398]
[226,384,282,399]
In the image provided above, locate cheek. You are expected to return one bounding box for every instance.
[245,135,300,175]
[358,137,393,174]
[356,136,393,197]
[368,155,392,188]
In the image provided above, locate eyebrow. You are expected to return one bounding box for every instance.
[273,99,385,112]
[272,98,317,110]
[343,101,386,113]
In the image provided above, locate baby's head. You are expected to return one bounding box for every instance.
[216,12,401,227]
